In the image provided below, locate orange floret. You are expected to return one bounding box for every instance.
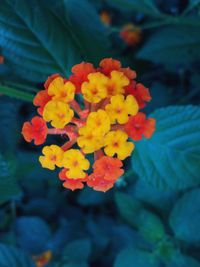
[59,168,87,191]
[87,173,115,192]
[125,112,156,141]
[33,90,51,116]
[69,62,96,93]
[99,58,121,75]
[93,156,124,181]
[44,73,60,90]
[125,82,152,109]
[120,23,142,46]
[22,116,48,145]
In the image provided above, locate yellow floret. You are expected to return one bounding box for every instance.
[81,72,109,103]
[62,149,90,179]
[106,71,130,97]
[43,100,74,129]
[39,145,64,170]
[104,130,134,160]
[48,77,75,103]
[86,109,110,135]
[77,125,104,154]
[105,94,138,124]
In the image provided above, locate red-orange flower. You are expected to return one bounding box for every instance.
[99,58,136,80]
[87,156,124,192]
[44,73,60,90]
[22,116,48,145]
[99,58,121,76]
[87,173,115,192]
[125,82,151,109]
[32,250,52,267]
[93,156,124,181]
[0,56,4,64]
[69,62,96,93]
[125,112,156,141]
[59,168,87,191]
[33,90,51,116]
[120,24,142,46]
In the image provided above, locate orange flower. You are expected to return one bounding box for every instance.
[120,23,142,46]
[125,82,151,109]
[32,250,52,267]
[59,168,87,191]
[33,90,51,116]
[100,10,112,25]
[87,173,115,192]
[44,73,60,90]
[22,116,48,145]
[120,67,136,80]
[93,156,124,181]
[69,62,96,93]
[99,58,121,76]
[0,55,4,64]
[125,112,156,141]
[99,58,136,80]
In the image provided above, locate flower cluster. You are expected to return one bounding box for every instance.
[120,23,142,46]
[22,58,155,192]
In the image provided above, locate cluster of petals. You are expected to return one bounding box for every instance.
[22,58,155,192]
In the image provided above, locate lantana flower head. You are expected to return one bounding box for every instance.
[120,23,142,46]
[22,58,155,192]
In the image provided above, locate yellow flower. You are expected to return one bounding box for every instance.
[48,76,75,103]
[104,130,134,160]
[106,71,129,97]
[77,125,104,154]
[39,145,64,170]
[105,94,138,124]
[86,109,110,135]
[62,149,90,179]
[43,100,74,129]
[81,72,109,103]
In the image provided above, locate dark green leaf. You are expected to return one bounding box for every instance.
[132,105,200,190]
[62,239,91,262]
[0,154,21,205]
[110,0,162,17]
[115,192,141,228]
[114,248,160,267]
[0,85,34,101]
[115,192,165,243]
[0,244,35,267]
[44,0,110,64]
[137,26,200,66]
[0,0,110,83]
[169,188,200,244]
[15,216,52,254]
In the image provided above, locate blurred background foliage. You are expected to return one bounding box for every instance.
[0,0,200,266]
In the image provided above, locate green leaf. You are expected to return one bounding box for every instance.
[110,0,162,17]
[138,210,165,243]
[15,216,52,254]
[114,248,160,267]
[115,192,165,243]
[132,105,200,190]
[0,154,21,205]
[62,239,91,263]
[0,100,20,152]
[137,26,200,66]
[169,188,200,244]
[115,192,141,228]
[165,251,200,267]
[0,244,35,267]
[0,85,34,101]
[0,0,110,83]
[44,0,110,64]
